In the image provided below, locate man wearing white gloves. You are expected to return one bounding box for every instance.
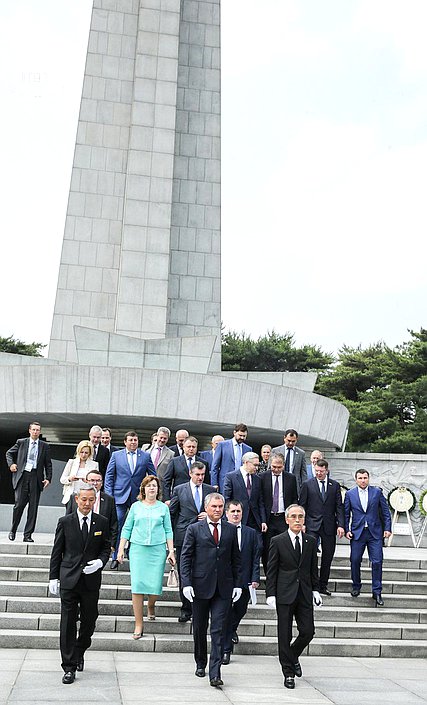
[49,486,111,684]
[265,504,321,690]
[180,493,242,688]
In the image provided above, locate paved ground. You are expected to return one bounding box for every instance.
[0,650,426,704]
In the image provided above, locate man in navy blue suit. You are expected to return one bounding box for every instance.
[180,493,242,688]
[104,431,156,569]
[211,424,252,493]
[222,500,261,664]
[162,436,210,501]
[344,469,392,606]
[223,452,267,535]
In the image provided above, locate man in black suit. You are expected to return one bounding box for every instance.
[168,428,189,456]
[222,500,261,664]
[299,459,345,596]
[66,470,118,553]
[180,492,242,688]
[169,462,215,622]
[271,429,307,493]
[260,452,298,575]
[101,427,120,457]
[89,425,110,477]
[49,486,111,684]
[6,421,52,542]
[223,452,267,534]
[163,436,210,502]
[266,504,321,690]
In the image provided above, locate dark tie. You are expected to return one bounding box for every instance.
[321,480,326,501]
[93,446,98,461]
[212,522,219,545]
[285,449,291,473]
[246,474,251,497]
[272,475,279,513]
[82,515,88,543]
[294,535,301,561]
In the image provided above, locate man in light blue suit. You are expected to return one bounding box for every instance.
[211,424,252,493]
[344,469,392,606]
[104,430,156,569]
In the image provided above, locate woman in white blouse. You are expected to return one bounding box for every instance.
[60,440,99,505]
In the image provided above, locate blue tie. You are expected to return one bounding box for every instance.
[194,486,201,512]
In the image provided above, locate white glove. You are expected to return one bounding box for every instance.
[266,596,276,608]
[83,559,103,575]
[312,591,322,607]
[232,587,242,603]
[49,579,60,596]
[183,586,195,602]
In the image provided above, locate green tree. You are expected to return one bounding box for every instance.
[221,330,334,372]
[0,335,46,357]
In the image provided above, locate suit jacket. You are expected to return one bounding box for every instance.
[344,485,391,541]
[162,454,211,501]
[105,444,121,457]
[199,449,215,466]
[169,481,216,546]
[180,519,241,600]
[223,470,266,530]
[49,511,111,590]
[168,444,183,457]
[299,477,345,536]
[92,444,110,477]
[6,437,52,491]
[104,448,156,505]
[260,470,298,516]
[145,444,175,483]
[239,524,261,586]
[66,490,119,547]
[266,530,319,605]
[270,444,307,492]
[211,439,252,491]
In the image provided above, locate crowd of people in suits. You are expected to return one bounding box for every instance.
[5,420,391,689]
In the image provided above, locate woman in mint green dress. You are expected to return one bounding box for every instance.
[117,475,175,638]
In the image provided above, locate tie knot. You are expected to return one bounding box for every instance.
[83,516,88,523]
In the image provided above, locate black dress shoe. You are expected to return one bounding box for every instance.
[8,532,15,541]
[62,671,75,684]
[23,537,34,543]
[231,631,239,644]
[195,668,206,678]
[294,660,302,677]
[210,677,223,687]
[222,652,231,665]
[110,559,119,570]
[284,676,295,689]
[319,588,332,596]
[351,588,360,597]
[76,656,84,672]
[178,613,191,623]
[373,593,384,606]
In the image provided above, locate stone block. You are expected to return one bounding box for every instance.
[146,226,170,253]
[125,199,149,226]
[142,278,169,306]
[141,304,168,334]
[153,126,175,153]
[150,177,173,203]
[116,303,143,332]
[148,203,171,228]
[151,152,174,178]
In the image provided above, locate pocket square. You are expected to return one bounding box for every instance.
[94,531,102,536]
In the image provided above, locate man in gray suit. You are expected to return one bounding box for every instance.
[271,429,307,493]
[169,461,215,623]
[144,426,174,487]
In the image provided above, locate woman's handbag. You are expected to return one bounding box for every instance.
[167,566,179,588]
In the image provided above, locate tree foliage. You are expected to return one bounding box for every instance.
[0,335,46,357]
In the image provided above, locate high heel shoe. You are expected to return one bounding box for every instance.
[132,629,144,639]
[148,606,156,621]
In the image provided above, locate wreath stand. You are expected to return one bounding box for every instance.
[387,487,417,548]
[416,491,427,548]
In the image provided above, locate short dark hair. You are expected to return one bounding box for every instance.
[355,468,369,479]
[184,436,198,445]
[190,461,206,472]
[29,421,41,428]
[124,430,138,442]
[284,428,298,437]
[234,423,248,433]
[316,459,329,470]
[86,470,102,481]
[225,499,242,511]
[102,427,112,434]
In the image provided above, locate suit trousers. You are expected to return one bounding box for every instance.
[350,527,384,594]
[307,526,336,590]
[276,589,315,677]
[192,587,230,679]
[111,497,132,559]
[262,514,287,575]
[176,545,192,618]
[59,575,99,671]
[11,470,41,538]
[223,587,250,653]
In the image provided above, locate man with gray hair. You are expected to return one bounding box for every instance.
[180,492,242,688]
[88,425,109,477]
[144,426,174,485]
[223,452,267,535]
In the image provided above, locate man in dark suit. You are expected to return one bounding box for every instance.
[169,461,215,622]
[222,500,261,664]
[66,470,118,553]
[344,469,392,606]
[49,486,111,683]
[168,428,189,456]
[299,459,345,595]
[199,434,224,468]
[144,426,174,486]
[260,452,298,575]
[271,428,307,493]
[162,436,210,502]
[180,492,242,688]
[223,452,267,534]
[104,430,156,569]
[101,427,120,457]
[6,421,52,542]
[89,425,110,477]
[266,504,321,689]
[211,423,252,493]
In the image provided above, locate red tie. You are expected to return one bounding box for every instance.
[212,523,219,545]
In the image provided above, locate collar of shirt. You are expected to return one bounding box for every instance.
[288,528,301,548]
[207,519,221,538]
[77,510,92,528]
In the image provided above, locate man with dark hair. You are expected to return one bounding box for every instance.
[162,436,210,502]
[211,424,252,493]
[100,428,120,457]
[271,429,307,492]
[344,469,392,605]
[7,421,52,542]
[299,459,344,596]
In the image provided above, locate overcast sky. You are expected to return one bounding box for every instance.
[1,0,426,357]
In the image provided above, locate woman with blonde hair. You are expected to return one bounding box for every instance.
[60,440,99,506]
[117,475,175,638]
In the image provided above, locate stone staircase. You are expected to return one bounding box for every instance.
[0,540,426,657]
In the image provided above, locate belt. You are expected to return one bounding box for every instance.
[271,512,285,517]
